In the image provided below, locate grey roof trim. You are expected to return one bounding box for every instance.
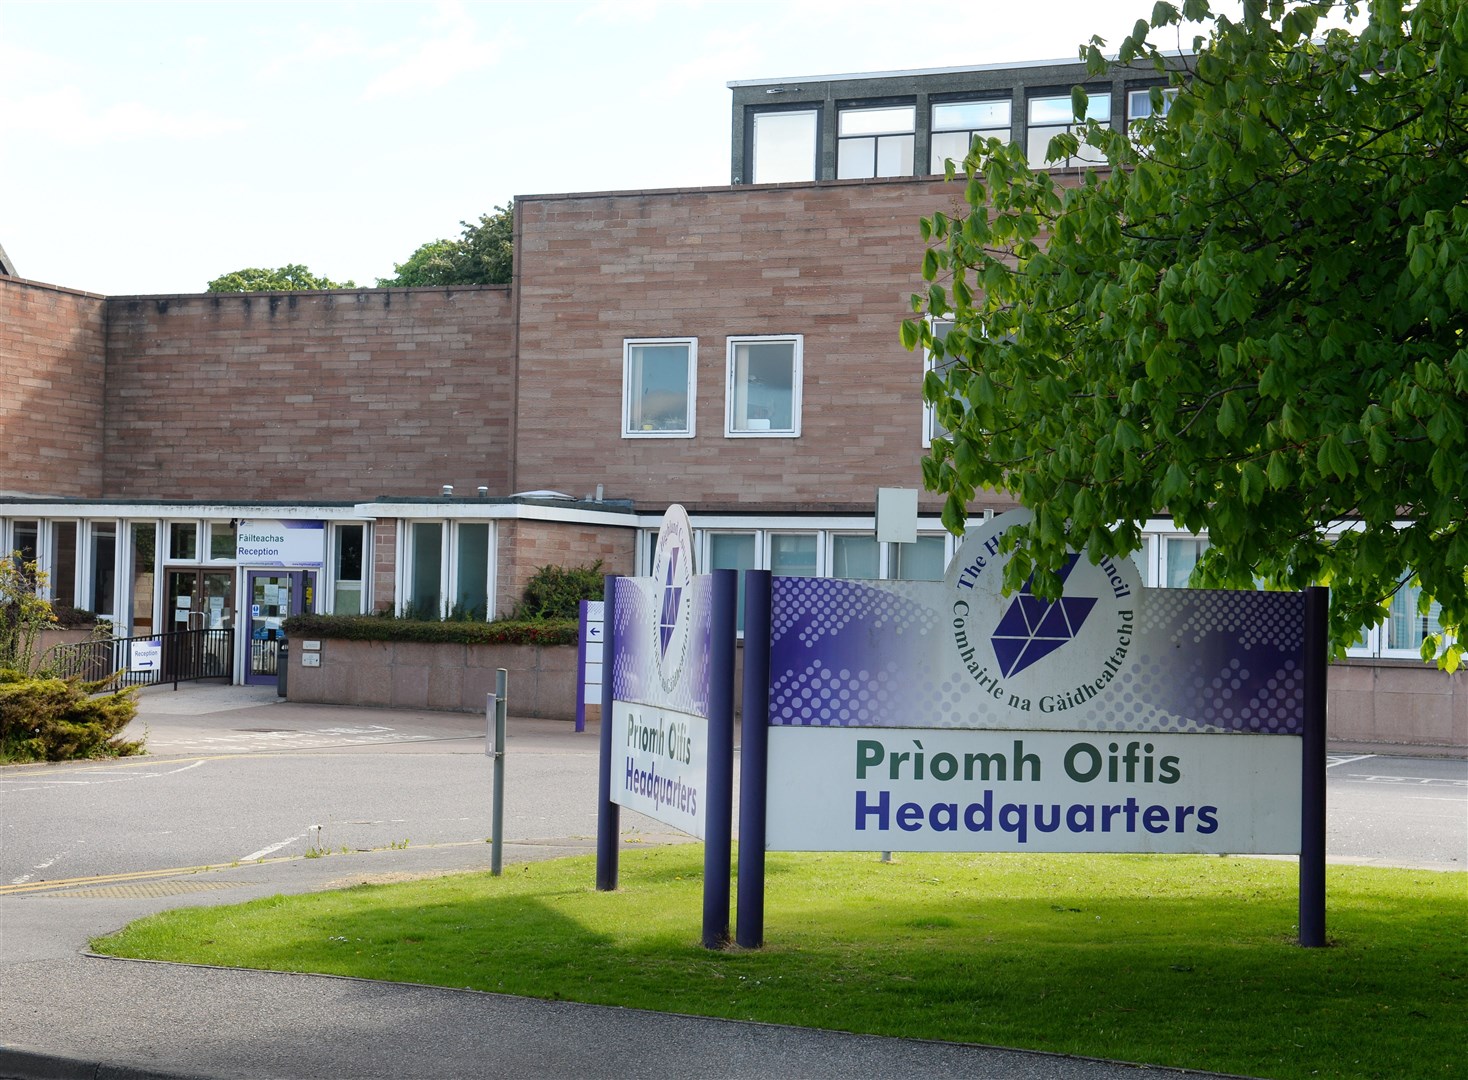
[727,56,1086,89]
[0,241,16,277]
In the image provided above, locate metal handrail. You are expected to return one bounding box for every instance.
[44,627,235,690]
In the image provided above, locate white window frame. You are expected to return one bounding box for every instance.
[622,337,697,439]
[725,334,803,438]
[750,108,819,184]
[1026,91,1111,168]
[328,522,370,616]
[837,104,916,180]
[929,98,1012,173]
[923,318,956,448]
[767,531,822,577]
[1127,86,1179,123]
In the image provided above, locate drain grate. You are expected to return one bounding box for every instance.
[38,880,245,900]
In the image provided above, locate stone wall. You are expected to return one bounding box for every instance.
[512,180,1024,516]
[101,287,514,502]
[0,279,107,498]
[284,637,581,719]
[1327,659,1466,751]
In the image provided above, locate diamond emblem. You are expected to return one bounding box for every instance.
[991,555,1097,677]
[658,549,683,658]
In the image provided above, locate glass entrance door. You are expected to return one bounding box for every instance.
[163,569,234,679]
[245,570,315,685]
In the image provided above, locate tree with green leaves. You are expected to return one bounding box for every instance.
[206,264,355,292]
[377,203,514,287]
[904,0,1466,669]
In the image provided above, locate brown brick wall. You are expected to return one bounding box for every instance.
[102,287,514,501]
[495,519,635,618]
[511,179,1019,515]
[0,278,107,497]
[371,518,398,612]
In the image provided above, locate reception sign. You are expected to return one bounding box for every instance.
[236,520,325,567]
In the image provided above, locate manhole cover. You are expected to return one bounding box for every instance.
[38,880,245,900]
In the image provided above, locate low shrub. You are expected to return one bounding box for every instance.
[0,669,143,763]
[512,561,605,621]
[282,614,578,647]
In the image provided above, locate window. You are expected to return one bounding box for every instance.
[170,522,198,561]
[455,523,490,621]
[89,522,117,617]
[331,524,366,615]
[1127,86,1178,123]
[1026,92,1110,167]
[624,338,696,438]
[209,521,237,561]
[1386,580,1444,654]
[751,109,818,184]
[129,522,157,634]
[708,532,757,631]
[831,535,879,579]
[893,535,947,581]
[930,99,1011,172]
[923,319,958,447]
[727,335,801,437]
[837,105,915,179]
[769,534,817,577]
[50,522,78,606]
[407,522,444,619]
[1164,537,1210,589]
[11,520,38,563]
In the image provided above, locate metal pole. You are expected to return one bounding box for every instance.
[596,575,620,891]
[491,668,508,876]
[1299,587,1329,947]
[702,568,737,950]
[736,570,772,949]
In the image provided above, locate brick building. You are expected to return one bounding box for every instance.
[0,58,1460,746]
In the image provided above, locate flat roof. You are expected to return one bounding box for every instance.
[727,56,1087,89]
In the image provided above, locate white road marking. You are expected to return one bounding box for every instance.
[1327,754,1376,767]
[241,832,311,862]
[0,760,206,792]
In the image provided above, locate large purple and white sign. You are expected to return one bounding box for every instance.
[763,511,1307,855]
[769,512,1304,735]
[609,506,716,838]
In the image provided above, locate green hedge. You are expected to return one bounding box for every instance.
[282,614,579,647]
[0,670,143,763]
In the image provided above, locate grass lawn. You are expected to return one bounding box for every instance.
[93,849,1465,1080]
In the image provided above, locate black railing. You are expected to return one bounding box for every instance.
[45,627,235,689]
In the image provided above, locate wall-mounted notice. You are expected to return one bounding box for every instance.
[236,520,325,567]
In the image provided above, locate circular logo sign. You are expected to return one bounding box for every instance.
[651,504,695,694]
[944,510,1142,717]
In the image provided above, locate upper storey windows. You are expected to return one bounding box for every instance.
[751,109,818,184]
[929,99,1011,172]
[1026,91,1110,168]
[836,105,915,179]
[733,60,1189,185]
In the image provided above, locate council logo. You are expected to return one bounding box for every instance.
[945,511,1140,716]
[651,504,695,694]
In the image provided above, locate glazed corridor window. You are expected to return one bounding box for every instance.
[930,99,1012,172]
[923,319,957,447]
[1026,92,1110,167]
[727,336,801,436]
[1128,86,1178,123]
[751,110,818,183]
[623,339,696,437]
[837,105,915,179]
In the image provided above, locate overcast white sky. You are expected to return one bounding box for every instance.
[2,0,1202,296]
